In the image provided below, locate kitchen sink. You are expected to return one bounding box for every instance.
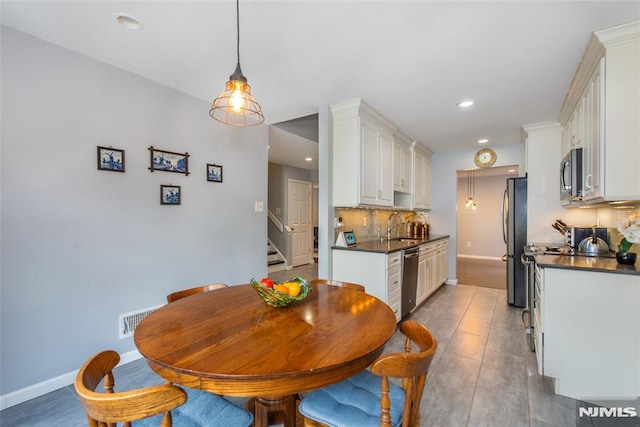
[392,238,422,243]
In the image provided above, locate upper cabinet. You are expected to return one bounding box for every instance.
[558,21,640,204]
[393,131,413,194]
[413,144,433,210]
[332,98,433,210]
[332,98,397,207]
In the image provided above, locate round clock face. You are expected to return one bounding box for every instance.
[474,148,497,168]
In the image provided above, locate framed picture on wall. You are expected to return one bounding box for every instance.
[160,185,181,205]
[207,164,223,182]
[97,146,125,172]
[148,146,190,176]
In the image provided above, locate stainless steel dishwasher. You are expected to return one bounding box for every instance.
[401,247,419,318]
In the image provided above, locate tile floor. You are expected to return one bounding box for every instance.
[1,266,638,426]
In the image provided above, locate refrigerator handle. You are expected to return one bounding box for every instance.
[501,187,508,244]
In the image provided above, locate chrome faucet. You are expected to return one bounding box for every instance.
[387,212,402,241]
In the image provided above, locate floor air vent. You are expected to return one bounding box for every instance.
[119,305,162,339]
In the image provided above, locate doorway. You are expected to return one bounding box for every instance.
[455,166,518,289]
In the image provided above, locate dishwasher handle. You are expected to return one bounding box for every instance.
[403,248,420,258]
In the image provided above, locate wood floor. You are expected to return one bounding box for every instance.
[457,257,506,290]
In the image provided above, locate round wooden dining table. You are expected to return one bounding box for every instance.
[134,282,397,427]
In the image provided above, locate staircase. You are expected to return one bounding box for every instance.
[267,241,286,273]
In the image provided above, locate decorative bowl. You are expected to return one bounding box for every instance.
[250,276,312,307]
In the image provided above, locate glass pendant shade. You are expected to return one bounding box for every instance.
[465,170,477,210]
[210,63,264,126]
[209,0,264,127]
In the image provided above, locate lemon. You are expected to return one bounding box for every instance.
[284,282,301,297]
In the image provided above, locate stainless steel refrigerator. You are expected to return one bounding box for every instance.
[502,176,527,307]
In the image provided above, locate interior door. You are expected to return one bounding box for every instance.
[288,179,312,267]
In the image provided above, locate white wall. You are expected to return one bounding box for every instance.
[430,143,526,281]
[0,26,268,402]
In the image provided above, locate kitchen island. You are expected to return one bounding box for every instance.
[332,234,449,321]
[533,254,640,405]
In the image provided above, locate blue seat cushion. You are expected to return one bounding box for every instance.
[134,388,253,427]
[298,370,406,427]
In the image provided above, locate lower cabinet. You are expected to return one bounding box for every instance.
[417,239,448,305]
[332,249,402,322]
[536,266,640,402]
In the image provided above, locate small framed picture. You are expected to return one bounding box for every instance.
[207,164,223,182]
[97,146,125,172]
[160,185,181,205]
[148,146,190,176]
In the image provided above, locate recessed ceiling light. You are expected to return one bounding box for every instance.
[457,100,474,108]
[305,157,313,162]
[508,169,516,173]
[478,138,489,144]
[115,14,143,30]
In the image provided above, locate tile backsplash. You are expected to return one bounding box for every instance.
[596,206,639,251]
[334,208,429,243]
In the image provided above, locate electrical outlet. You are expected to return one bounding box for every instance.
[467,241,472,248]
[254,201,264,212]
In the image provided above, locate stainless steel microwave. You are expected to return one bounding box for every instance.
[560,148,582,202]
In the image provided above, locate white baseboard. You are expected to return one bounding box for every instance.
[445,279,458,285]
[456,254,503,261]
[0,349,142,410]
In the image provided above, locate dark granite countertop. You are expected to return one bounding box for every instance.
[332,234,449,254]
[534,254,640,276]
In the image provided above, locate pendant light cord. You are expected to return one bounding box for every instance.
[236,0,240,65]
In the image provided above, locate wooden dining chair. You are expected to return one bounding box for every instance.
[310,279,365,293]
[166,283,228,303]
[298,320,438,427]
[75,350,254,427]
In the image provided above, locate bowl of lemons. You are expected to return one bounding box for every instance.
[250,276,312,307]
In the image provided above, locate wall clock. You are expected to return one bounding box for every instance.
[474,148,497,168]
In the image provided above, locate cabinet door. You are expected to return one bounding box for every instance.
[426,251,437,293]
[387,265,402,322]
[360,121,380,205]
[582,58,604,201]
[438,246,448,285]
[417,253,428,303]
[378,132,394,205]
[393,139,412,193]
[393,142,403,192]
[423,156,432,209]
[414,150,431,209]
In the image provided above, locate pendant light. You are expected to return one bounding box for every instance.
[209,0,264,126]
[465,170,477,210]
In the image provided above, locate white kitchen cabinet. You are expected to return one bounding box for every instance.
[417,245,429,303]
[332,98,397,207]
[581,58,604,200]
[417,239,448,305]
[558,21,640,204]
[533,265,544,376]
[535,265,640,403]
[393,132,413,194]
[413,145,432,210]
[436,240,448,286]
[332,249,402,322]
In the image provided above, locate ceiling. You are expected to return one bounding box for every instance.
[2,1,638,170]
